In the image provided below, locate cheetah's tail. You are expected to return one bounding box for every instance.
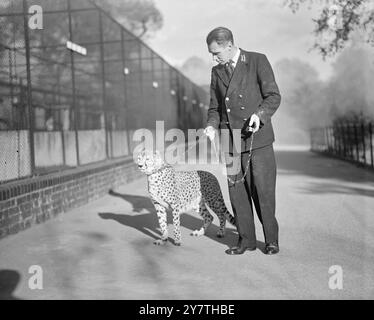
[225,211,236,227]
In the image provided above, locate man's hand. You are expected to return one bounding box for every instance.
[204,126,216,141]
[248,114,260,133]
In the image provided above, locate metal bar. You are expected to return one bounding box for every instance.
[138,42,144,130]
[26,39,137,50]
[67,0,80,166]
[0,7,98,17]
[341,123,346,158]
[343,122,347,158]
[325,127,330,152]
[151,52,156,121]
[324,127,328,151]
[22,0,36,175]
[348,122,353,159]
[336,125,341,156]
[354,122,359,162]
[342,124,346,157]
[13,54,181,66]
[98,10,109,160]
[121,29,131,155]
[8,50,15,127]
[14,57,164,64]
[361,122,366,165]
[323,127,327,151]
[370,122,373,168]
[56,74,66,167]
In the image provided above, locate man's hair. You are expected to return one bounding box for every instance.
[206,27,234,46]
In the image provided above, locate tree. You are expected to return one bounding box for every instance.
[180,56,212,86]
[93,0,163,40]
[284,0,374,58]
[324,43,374,122]
[274,58,326,127]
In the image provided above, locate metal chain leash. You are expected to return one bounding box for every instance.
[176,130,255,186]
[226,133,254,186]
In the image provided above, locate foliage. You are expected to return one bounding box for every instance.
[284,0,374,58]
[95,0,163,40]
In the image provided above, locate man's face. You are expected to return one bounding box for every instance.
[208,41,233,65]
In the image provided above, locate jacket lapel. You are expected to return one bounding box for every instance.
[215,64,229,87]
[226,49,248,97]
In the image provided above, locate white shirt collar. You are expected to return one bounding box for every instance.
[231,47,240,68]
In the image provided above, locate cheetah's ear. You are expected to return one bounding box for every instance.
[154,150,161,156]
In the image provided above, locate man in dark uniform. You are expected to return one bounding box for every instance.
[204,27,281,255]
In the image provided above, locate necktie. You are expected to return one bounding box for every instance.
[225,59,234,79]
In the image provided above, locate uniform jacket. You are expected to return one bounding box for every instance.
[207,49,281,153]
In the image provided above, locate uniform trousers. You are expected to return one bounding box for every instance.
[225,144,278,247]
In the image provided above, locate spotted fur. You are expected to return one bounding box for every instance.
[136,150,236,246]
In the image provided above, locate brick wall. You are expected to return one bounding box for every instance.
[0,157,142,240]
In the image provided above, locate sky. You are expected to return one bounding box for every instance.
[148,0,336,82]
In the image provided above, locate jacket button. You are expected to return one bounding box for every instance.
[243,118,247,121]
[240,106,245,110]
[225,97,229,101]
[226,121,229,125]
[239,94,243,98]
[227,108,231,113]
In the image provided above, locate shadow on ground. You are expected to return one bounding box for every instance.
[276,151,374,197]
[100,190,268,250]
[108,189,154,212]
[297,182,374,198]
[0,270,22,300]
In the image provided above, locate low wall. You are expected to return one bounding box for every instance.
[0,156,142,240]
[0,130,31,181]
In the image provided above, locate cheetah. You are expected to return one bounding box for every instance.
[136,150,236,246]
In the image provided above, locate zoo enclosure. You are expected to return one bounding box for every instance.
[310,121,374,169]
[0,0,208,184]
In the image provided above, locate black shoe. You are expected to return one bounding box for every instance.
[225,245,256,255]
[264,242,279,255]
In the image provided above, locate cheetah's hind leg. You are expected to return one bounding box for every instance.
[209,197,236,238]
[216,212,227,238]
[190,200,213,237]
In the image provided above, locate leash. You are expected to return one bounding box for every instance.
[176,129,255,186]
[209,130,255,186]
[177,139,200,162]
[225,133,254,186]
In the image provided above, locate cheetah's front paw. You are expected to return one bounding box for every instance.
[190,228,205,237]
[153,239,168,246]
[216,230,225,238]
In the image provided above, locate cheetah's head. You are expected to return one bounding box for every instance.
[136,150,165,175]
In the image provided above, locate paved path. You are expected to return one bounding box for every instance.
[1,148,374,299]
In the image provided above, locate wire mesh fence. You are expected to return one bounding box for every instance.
[310,122,374,169]
[0,0,208,183]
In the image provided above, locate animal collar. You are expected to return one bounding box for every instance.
[146,163,172,176]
